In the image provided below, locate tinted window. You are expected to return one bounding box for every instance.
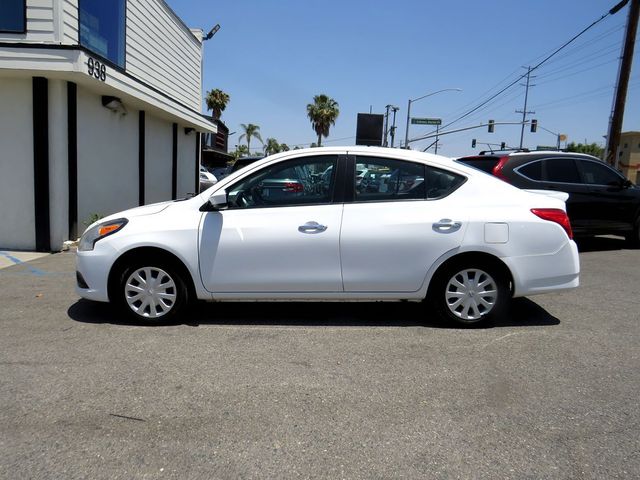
[543,158,580,183]
[227,156,337,209]
[425,167,466,199]
[577,160,622,185]
[518,161,543,180]
[354,157,425,202]
[79,0,126,67]
[0,0,25,32]
[457,157,500,174]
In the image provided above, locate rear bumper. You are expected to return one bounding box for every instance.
[504,240,580,297]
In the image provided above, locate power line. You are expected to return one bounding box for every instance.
[439,1,627,131]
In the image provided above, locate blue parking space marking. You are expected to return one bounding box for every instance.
[0,251,47,276]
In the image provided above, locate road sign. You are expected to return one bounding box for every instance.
[411,117,442,126]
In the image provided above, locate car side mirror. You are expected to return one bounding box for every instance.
[199,189,228,212]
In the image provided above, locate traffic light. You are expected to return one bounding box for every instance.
[488,120,495,133]
[530,119,537,133]
[471,138,476,148]
[500,142,506,150]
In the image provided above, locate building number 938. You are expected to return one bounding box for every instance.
[87,57,107,82]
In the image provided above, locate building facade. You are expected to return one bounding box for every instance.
[619,131,640,184]
[0,0,216,251]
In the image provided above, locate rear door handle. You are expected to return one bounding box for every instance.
[298,221,328,234]
[433,219,461,233]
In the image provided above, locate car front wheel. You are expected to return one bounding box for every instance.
[432,260,509,327]
[116,261,189,324]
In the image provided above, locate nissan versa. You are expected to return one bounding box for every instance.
[76,147,580,326]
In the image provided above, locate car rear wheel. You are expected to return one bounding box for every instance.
[432,260,509,327]
[116,261,189,324]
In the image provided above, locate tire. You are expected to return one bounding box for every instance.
[115,259,189,324]
[624,217,640,249]
[431,260,510,327]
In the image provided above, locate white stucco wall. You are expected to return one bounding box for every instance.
[0,78,35,250]
[76,86,138,227]
[48,79,69,247]
[144,113,173,204]
[177,131,197,197]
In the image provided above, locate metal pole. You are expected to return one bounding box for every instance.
[434,124,439,154]
[383,105,390,147]
[403,99,412,148]
[390,107,399,148]
[519,67,532,149]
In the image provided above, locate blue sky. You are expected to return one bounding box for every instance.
[168,0,639,157]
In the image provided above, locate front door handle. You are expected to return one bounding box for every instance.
[433,219,461,233]
[298,221,328,234]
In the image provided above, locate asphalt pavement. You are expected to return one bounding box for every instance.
[0,238,639,479]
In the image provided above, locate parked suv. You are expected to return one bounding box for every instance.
[457,151,640,245]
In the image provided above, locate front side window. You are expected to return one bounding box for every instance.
[79,0,126,67]
[577,160,622,186]
[354,157,426,202]
[227,156,337,209]
[0,0,25,33]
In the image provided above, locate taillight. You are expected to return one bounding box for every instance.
[492,156,510,182]
[531,208,573,239]
[283,182,304,193]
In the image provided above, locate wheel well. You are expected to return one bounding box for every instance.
[107,247,197,302]
[427,251,514,299]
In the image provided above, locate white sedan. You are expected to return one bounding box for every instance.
[76,147,579,326]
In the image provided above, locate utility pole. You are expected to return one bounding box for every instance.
[605,0,639,166]
[383,105,391,147]
[516,66,535,149]
[389,106,399,147]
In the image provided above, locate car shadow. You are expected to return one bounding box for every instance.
[67,297,559,329]
[575,235,627,252]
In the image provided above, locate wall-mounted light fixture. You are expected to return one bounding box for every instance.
[101,95,127,115]
[184,127,195,135]
[203,24,220,41]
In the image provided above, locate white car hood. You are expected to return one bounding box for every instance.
[92,200,174,226]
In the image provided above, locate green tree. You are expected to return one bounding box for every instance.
[230,145,249,160]
[280,143,290,152]
[204,88,230,120]
[264,137,281,155]
[239,123,263,155]
[565,142,604,158]
[306,94,339,147]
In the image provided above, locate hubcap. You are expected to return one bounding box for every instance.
[445,269,498,321]
[125,267,177,318]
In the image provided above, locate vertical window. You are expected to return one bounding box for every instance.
[79,0,126,67]
[0,0,25,33]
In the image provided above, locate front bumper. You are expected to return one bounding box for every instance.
[75,246,117,302]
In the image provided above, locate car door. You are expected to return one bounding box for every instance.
[340,156,468,292]
[198,154,344,293]
[575,158,638,232]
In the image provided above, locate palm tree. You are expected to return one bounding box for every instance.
[231,145,249,160]
[306,94,339,147]
[204,88,230,120]
[264,137,280,155]
[239,123,263,155]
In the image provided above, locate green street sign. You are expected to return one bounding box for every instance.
[411,117,442,126]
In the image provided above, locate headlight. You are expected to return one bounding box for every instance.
[78,218,128,251]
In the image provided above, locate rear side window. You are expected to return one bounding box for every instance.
[544,158,580,183]
[576,160,621,185]
[457,157,500,174]
[354,157,426,202]
[518,161,543,180]
[425,167,466,199]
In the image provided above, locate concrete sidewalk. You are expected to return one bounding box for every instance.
[0,251,50,270]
